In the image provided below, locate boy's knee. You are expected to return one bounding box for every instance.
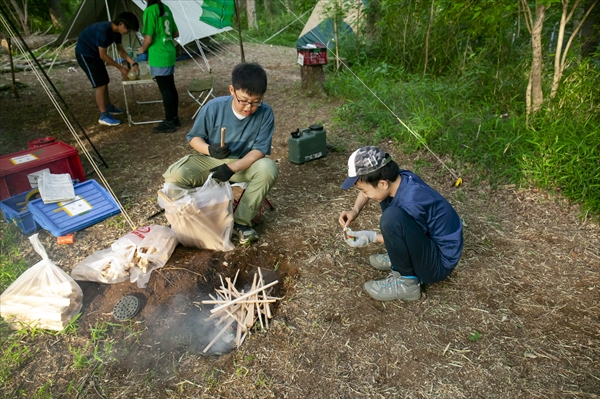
[380,207,410,234]
[252,158,278,183]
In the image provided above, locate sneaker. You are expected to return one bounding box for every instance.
[106,104,123,115]
[369,253,392,270]
[153,120,178,134]
[363,271,421,301]
[171,117,181,128]
[233,222,258,244]
[98,113,121,126]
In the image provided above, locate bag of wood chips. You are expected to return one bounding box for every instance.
[158,175,235,251]
[0,234,83,331]
[70,225,178,288]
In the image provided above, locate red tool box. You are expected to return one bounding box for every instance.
[0,141,86,200]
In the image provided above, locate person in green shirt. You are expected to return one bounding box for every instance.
[138,0,180,133]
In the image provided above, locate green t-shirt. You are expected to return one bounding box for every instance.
[142,3,178,67]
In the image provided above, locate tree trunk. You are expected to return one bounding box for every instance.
[263,0,271,19]
[47,0,65,28]
[8,0,30,36]
[529,3,547,114]
[300,65,326,97]
[550,0,598,99]
[365,0,380,42]
[246,0,258,30]
[423,0,435,76]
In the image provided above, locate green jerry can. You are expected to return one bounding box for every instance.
[288,124,327,164]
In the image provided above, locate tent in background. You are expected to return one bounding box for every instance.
[56,0,232,69]
[296,0,364,49]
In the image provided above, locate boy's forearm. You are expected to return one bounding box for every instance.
[352,194,369,214]
[189,137,209,155]
[227,150,264,173]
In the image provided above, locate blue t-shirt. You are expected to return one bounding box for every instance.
[385,170,463,268]
[76,22,122,59]
[186,96,274,158]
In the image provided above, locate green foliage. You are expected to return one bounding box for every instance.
[326,58,600,215]
[468,330,481,342]
[0,223,30,293]
[0,322,31,388]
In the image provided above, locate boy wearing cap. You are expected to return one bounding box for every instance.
[339,146,463,301]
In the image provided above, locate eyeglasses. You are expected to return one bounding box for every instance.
[234,90,262,108]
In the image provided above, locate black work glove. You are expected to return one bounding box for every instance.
[208,143,231,159]
[210,164,235,183]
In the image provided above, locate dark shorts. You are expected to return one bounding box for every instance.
[76,52,109,88]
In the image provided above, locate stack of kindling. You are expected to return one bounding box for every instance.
[201,268,280,353]
[0,281,82,331]
[0,234,83,331]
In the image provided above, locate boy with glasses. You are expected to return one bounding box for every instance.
[163,62,277,244]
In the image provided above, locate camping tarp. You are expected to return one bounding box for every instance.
[57,0,232,50]
[296,0,364,49]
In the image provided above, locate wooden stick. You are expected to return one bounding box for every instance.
[210,280,279,314]
[157,190,172,204]
[201,299,277,305]
[233,269,240,286]
[203,318,235,353]
[220,127,226,147]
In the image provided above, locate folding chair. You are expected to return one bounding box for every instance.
[231,182,274,225]
[187,76,215,119]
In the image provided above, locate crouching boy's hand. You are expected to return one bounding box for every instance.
[344,230,377,247]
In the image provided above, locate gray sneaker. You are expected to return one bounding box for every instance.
[363,271,421,301]
[233,223,258,244]
[369,253,392,270]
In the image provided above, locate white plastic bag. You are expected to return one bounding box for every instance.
[0,234,83,331]
[71,225,178,288]
[158,175,235,251]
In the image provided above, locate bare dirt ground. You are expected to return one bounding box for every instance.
[1,42,600,398]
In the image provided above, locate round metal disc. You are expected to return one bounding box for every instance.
[113,295,140,321]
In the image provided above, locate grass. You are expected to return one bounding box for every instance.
[0,223,30,293]
[325,62,600,216]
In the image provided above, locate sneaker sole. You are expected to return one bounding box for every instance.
[368,254,392,271]
[98,120,120,126]
[363,282,421,301]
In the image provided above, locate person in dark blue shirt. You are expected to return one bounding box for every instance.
[75,12,139,127]
[339,146,463,301]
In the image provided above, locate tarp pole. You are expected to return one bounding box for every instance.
[7,38,19,99]
[233,0,245,62]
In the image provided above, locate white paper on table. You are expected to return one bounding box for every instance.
[38,172,76,204]
[58,196,93,217]
[10,154,38,165]
[27,169,51,188]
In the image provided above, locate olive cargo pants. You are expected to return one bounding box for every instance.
[163,154,278,227]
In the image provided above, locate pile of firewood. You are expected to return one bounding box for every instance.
[202,268,280,353]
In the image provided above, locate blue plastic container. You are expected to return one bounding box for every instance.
[0,190,39,234]
[27,180,121,237]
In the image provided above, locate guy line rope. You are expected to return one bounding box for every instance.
[0,11,137,231]
[305,16,463,187]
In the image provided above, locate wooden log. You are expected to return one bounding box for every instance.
[300,64,326,98]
